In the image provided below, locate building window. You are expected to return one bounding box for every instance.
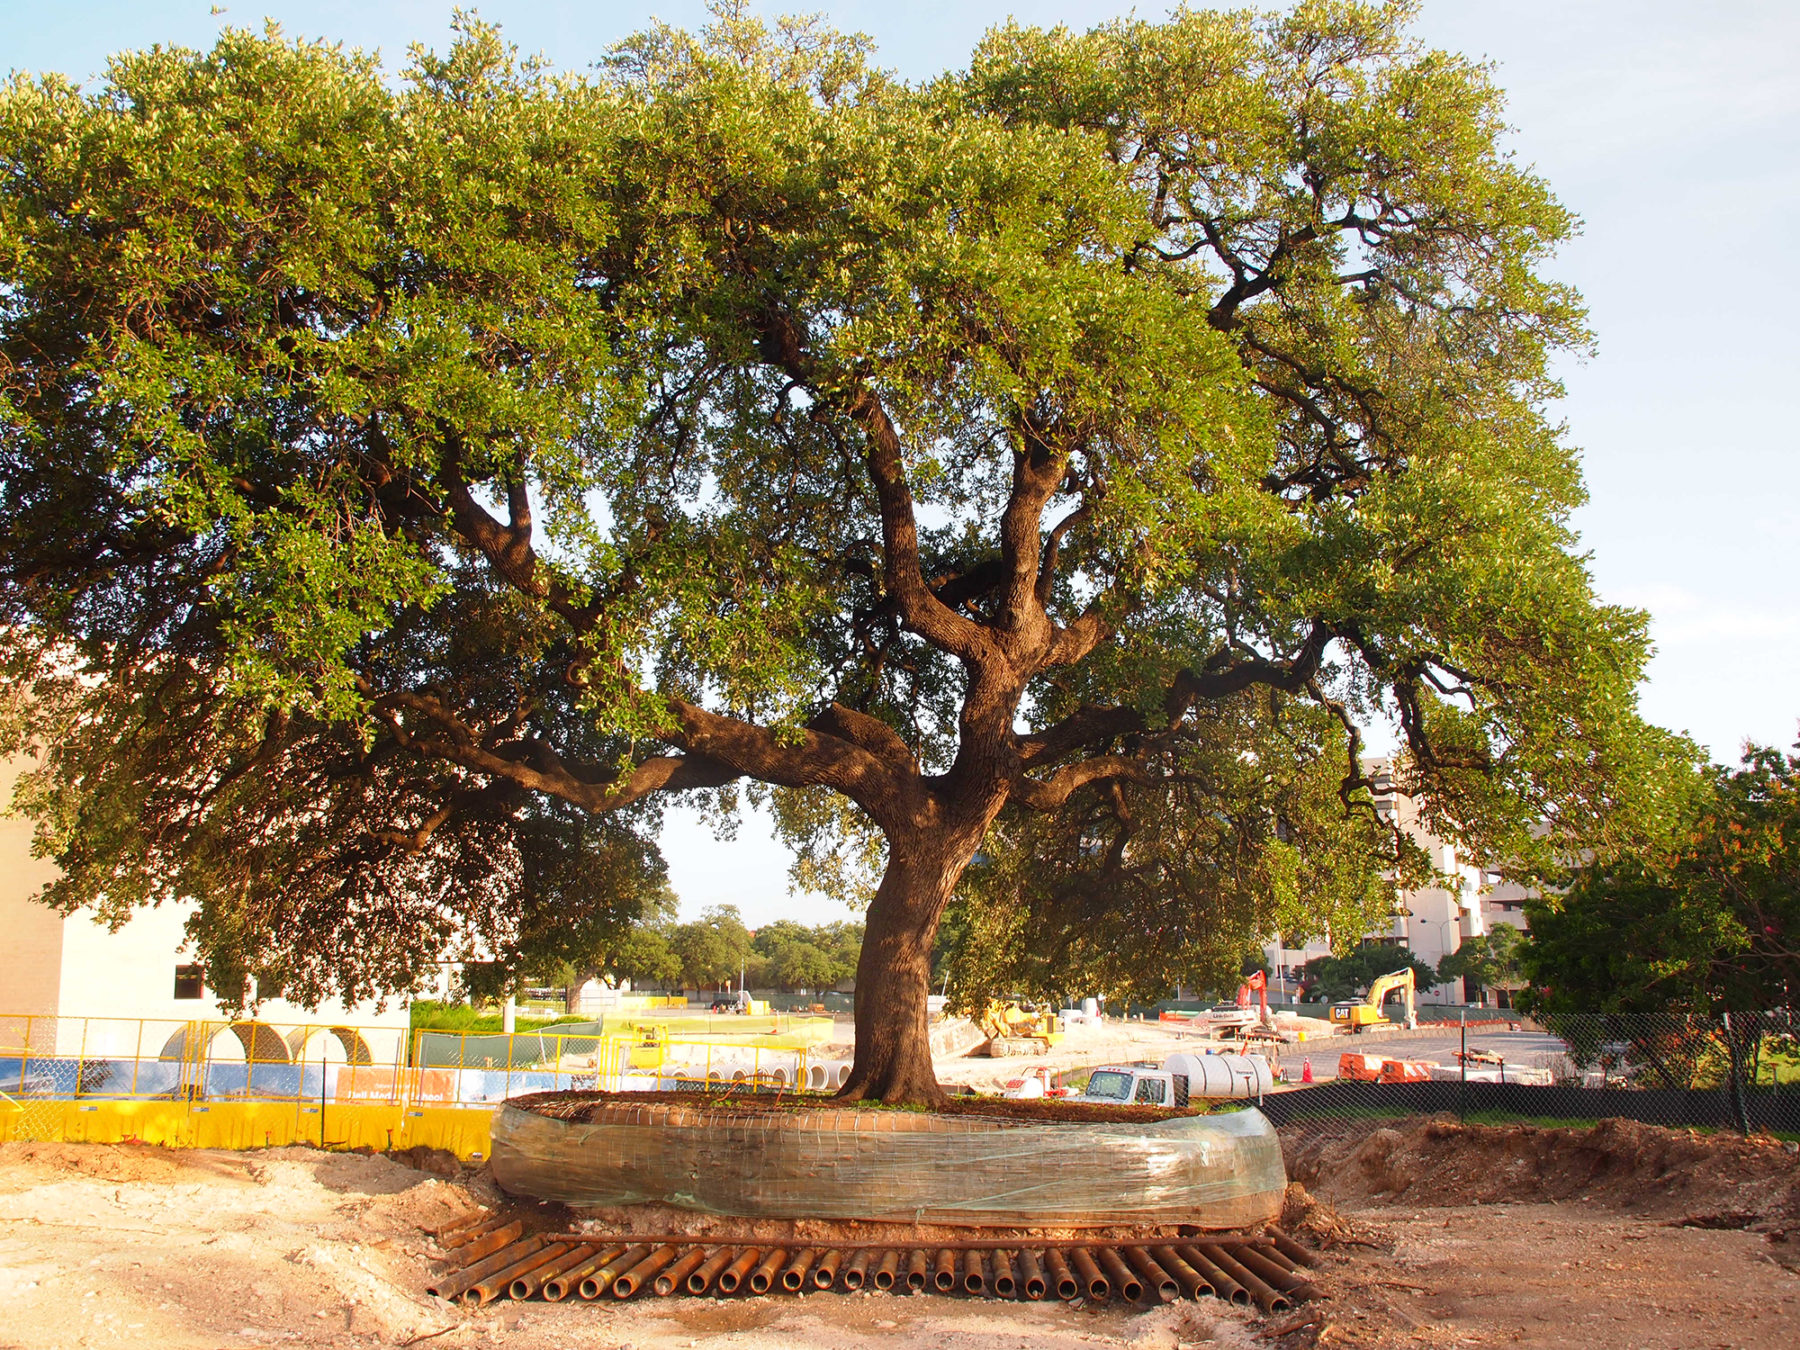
[174,964,204,1000]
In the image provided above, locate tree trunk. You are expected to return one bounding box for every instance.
[836,830,981,1106]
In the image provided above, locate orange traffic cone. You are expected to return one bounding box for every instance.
[1301,1058,1314,1084]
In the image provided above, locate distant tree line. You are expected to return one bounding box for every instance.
[544,902,863,995]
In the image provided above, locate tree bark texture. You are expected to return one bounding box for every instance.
[838,827,988,1106]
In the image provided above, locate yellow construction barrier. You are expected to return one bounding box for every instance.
[0,1007,850,1162]
[0,1098,495,1160]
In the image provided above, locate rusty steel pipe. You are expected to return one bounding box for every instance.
[717,1247,762,1294]
[428,1231,1320,1309]
[580,1245,651,1300]
[1016,1249,1047,1300]
[842,1250,871,1290]
[905,1250,929,1292]
[812,1249,845,1290]
[687,1247,737,1295]
[961,1249,987,1295]
[613,1244,681,1299]
[428,1235,547,1300]
[432,1211,488,1242]
[1251,1241,1300,1273]
[1175,1245,1245,1306]
[438,1215,509,1252]
[655,1248,711,1296]
[991,1249,1016,1298]
[748,1248,788,1295]
[932,1248,958,1292]
[1068,1248,1108,1300]
[1196,1244,1289,1314]
[1268,1231,1320,1268]
[1150,1245,1213,1302]
[466,1241,569,1307]
[452,1220,526,1265]
[780,1249,818,1292]
[1124,1247,1179,1303]
[510,1242,597,1301]
[873,1250,900,1290]
[1225,1244,1323,1303]
[544,1244,625,1302]
[1095,1248,1141,1302]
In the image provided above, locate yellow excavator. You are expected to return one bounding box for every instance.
[1329,968,1419,1033]
[977,1001,1065,1050]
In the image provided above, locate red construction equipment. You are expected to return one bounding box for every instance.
[1235,971,1269,1016]
[1338,1052,1435,1083]
[1337,1053,1386,1082]
[1376,1058,1432,1084]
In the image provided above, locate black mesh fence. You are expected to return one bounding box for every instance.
[1257,1009,1799,1137]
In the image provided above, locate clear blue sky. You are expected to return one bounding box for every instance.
[7,2,1796,925]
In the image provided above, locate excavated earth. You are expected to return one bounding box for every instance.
[1,1117,1797,1349]
[1266,1116,1800,1350]
[1284,1114,1800,1229]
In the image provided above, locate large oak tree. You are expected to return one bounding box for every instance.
[2,3,1664,1102]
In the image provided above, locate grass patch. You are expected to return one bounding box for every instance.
[408,1000,594,1035]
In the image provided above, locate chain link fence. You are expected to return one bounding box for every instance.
[0,1010,848,1142]
[1256,1009,1800,1137]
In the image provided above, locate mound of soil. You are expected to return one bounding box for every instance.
[509,1087,1219,1125]
[1287,1115,1800,1229]
[0,1140,261,1188]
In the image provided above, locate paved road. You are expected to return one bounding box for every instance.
[1280,1027,1570,1082]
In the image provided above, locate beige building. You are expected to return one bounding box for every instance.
[1263,759,1533,1006]
[1,756,410,1067]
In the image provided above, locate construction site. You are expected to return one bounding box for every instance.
[3,999,1797,1350]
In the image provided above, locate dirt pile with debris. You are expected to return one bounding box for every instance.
[1286,1115,1800,1230]
[1275,1182,1382,1251]
[0,1140,1256,1349]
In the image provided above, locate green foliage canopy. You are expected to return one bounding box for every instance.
[1299,942,1436,1003]
[1521,746,1800,1016]
[0,2,1669,1085]
[669,904,754,990]
[1436,920,1523,998]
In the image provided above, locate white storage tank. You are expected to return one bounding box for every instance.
[1163,1051,1274,1100]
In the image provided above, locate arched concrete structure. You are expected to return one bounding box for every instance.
[284,1025,374,1066]
[157,1021,292,1064]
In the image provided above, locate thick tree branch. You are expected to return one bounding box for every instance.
[436,427,599,632]
[1012,755,1147,811]
[370,802,456,853]
[1039,604,1115,670]
[846,387,996,664]
[1165,621,1334,724]
[362,673,923,829]
[809,701,916,770]
[366,683,740,813]
[995,419,1066,643]
[1035,505,1089,605]
[1018,703,1144,770]
[753,306,994,665]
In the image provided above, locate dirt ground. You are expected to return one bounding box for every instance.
[1,1117,1796,1350]
[1272,1116,1800,1349]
